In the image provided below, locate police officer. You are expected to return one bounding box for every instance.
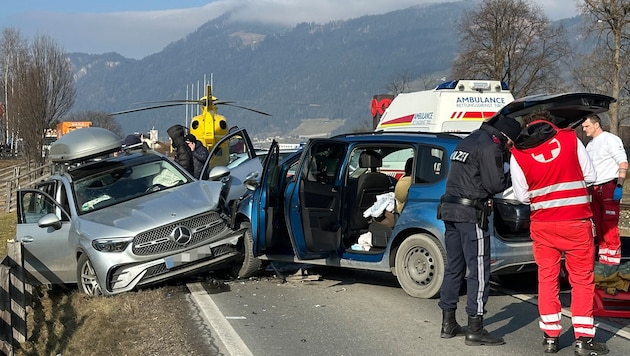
[437,115,521,346]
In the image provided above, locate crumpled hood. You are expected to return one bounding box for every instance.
[76,180,223,239]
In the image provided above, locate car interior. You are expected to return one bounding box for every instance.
[343,144,446,253]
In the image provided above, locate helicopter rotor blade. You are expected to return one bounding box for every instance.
[132,99,201,105]
[212,100,236,105]
[219,102,272,116]
[108,102,191,116]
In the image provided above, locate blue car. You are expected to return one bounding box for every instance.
[232,92,615,298]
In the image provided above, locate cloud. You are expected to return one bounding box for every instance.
[6,0,578,59]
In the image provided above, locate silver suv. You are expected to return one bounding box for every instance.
[15,127,261,296]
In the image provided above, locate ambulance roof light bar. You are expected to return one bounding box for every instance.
[435,79,509,92]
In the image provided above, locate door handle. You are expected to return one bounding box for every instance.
[20,237,34,243]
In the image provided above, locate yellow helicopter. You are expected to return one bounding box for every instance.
[109,84,271,150]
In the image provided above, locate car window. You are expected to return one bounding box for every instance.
[381,147,414,180]
[226,134,251,168]
[205,132,255,174]
[305,144,344,183]
[20,191,56,224]
[415,145,445,184]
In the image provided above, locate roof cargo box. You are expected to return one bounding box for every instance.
[49,127,123,163]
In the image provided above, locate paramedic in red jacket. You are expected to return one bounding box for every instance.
[510,110,609,355]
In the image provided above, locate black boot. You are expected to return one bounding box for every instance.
[542,333,559,353]
[464,315,505,346]
[574,337,609,356]
[440,310,465,338]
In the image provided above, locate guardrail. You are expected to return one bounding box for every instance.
[0,241,29,356]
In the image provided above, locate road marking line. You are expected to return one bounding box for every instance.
[494,286,630,340]
[187,282,254,356]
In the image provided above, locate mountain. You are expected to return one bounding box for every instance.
[68,2,584,141]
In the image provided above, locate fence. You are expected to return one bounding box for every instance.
[0,161,53,213]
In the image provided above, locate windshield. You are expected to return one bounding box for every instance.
[73,157,189,214]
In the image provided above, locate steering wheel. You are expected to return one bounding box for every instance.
[145,184,166,193]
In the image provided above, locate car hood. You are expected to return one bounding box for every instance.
[487,92,615,130]
[76,180,222,237]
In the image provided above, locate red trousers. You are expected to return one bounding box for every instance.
[590,181,622,265]
[531,219,596,339]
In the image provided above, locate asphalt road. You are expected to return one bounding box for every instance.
[186,264,630,356]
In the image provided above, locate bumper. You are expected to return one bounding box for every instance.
[95,234,242,295]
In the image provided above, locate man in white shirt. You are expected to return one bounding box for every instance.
[582,115,628,265]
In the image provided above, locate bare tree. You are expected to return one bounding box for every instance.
[0,28,28,153]
[451,0,570,98]
[577,0,630,136]
[387,70,414,96]
[63,111,124,137]
[13,33,76,165]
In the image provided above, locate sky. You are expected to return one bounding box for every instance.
[0,0,580,60]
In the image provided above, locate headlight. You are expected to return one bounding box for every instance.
[92,238,132,252]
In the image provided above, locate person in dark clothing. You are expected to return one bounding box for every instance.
[123,134,142,147]
[167,124,193,175]
[437,116,521,346]
[185,133,209,179]
[115,134,143,156]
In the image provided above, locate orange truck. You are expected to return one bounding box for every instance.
[56,121,92,138]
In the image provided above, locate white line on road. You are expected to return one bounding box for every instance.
[494,286,630,340]
[187,282,254,356]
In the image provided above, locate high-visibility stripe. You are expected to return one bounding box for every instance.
[529,181,586,198]
[539,321,563,331]
[574,326,595,336]
[600,255,622,264]
[531,196,591,211]
[599,248,621,255]
[474,224,485,315]
[572,316,594,325]
[540,312,562,323]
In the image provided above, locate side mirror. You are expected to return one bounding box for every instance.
[208,166,230,181]
[38,213,62,230]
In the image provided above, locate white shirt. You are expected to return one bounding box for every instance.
[586,131,628,185]
[510,137,596,204]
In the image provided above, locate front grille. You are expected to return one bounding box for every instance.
[132,211,229,256]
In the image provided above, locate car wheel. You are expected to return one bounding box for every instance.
[231,221,262,278]
[76,254,103,296]
[394,233,446,299]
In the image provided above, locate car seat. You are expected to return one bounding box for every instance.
[395,157,413,213]
[349,150,394,232]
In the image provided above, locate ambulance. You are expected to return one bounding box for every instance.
[374,79,514,133]
[374,79,514,179]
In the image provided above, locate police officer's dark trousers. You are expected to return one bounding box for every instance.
[439,222,504,346]
[438,221,490,316]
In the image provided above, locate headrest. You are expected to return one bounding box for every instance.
[359,150,383,169]
[404,158,413,175]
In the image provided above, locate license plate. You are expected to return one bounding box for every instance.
[164,245,213,269]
